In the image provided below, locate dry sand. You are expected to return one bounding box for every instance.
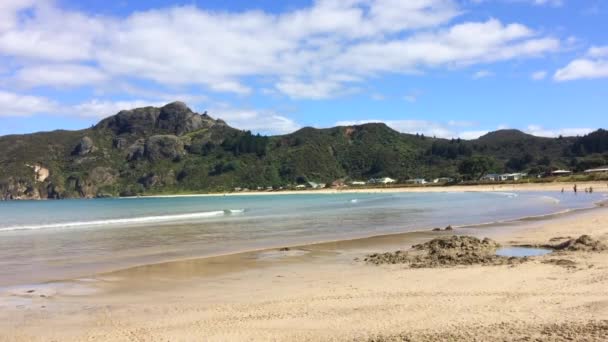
[1,198,608,341]
[139,180,608,198]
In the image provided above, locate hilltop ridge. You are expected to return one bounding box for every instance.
[0,103,606,200]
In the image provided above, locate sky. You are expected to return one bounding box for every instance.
[0,0,606,139]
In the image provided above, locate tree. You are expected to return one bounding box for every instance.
[458,156,498,180]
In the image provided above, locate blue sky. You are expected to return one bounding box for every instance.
[0,0,606,138]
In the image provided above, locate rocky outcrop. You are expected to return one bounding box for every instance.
[113,137,127,149]
[144,135,185,162]
[97,102,219,136]
[26,164,50,182]
[0,178,41,200]
[155,102,205,135]
[72,136,96,156]
[89,167,118,187]
[138,170,176,189]
[0,102,243,200]
[126,139,146,161]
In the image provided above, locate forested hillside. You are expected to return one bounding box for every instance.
[1,102,606,199]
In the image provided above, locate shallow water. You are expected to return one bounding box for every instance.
[0,191,602,286]
[496,247,553,257]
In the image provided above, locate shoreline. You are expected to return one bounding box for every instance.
[128,180,608,199]
[0,189,606,289]
[1,190,605,288]
[70,196,608,282]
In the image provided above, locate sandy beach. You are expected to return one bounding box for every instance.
[140,181,608,198]
[1,191,608,341]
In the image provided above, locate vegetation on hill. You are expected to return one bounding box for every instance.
[0,102,606,200]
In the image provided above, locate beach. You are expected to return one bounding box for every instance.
[1,188,607,341]
[139,180,608,198]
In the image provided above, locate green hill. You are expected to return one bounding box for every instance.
[1,102,606,199]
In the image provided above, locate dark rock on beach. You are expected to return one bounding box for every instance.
[431,225,453,232]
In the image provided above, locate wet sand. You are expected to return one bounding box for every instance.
[1,203,608,341]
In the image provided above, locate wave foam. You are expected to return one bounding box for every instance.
[492,192,519,198]
[0,209,244,232]
[540,195,560,204]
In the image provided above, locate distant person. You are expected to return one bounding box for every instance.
[573,184,577,193]
[590,187,593,193]
[561,188,564,193]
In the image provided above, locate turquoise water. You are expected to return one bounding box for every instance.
[0,191,603,286]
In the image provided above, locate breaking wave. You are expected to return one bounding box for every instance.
[0,209,245,232]
[491,192,519,198]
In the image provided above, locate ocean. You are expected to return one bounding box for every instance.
[0,191,603,286]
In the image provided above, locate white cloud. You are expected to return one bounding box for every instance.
[211,108,301,135]
[0,94,171,119]
[531,0,563,7]
[473,0,564,6]
[0,0,41,32]
[370,93,386,101]
[334,120,595,139]
[526,125,594,137]
[554,59,608,81]
[404,90,424,103]
[332,19,558,77]
[0,1,561,99]
[459,130,490,140]
[554,46,608,81]
[531,70,547,80]
[72,99,167,119]
[448,120,477,127]
[15,64,109,88]
[276,78,348,100]
[588,46,608,58]
[472,70,494,79]
[207,81,252,96]
[0,90,58,116]
[404,95,418,103]
[334,119,487,139]
[0,3,106,62]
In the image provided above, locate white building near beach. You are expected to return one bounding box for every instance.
[504,173,526,181]
[481,173,527,182]
[350,181,366,186]
[306,181,324,189]
[481,174,502,182]
[369,177,396,184]
[584,167,608,174]
[551,170,572,176]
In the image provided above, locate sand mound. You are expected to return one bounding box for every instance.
[365,236,523,268]
[550,235,607,252]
